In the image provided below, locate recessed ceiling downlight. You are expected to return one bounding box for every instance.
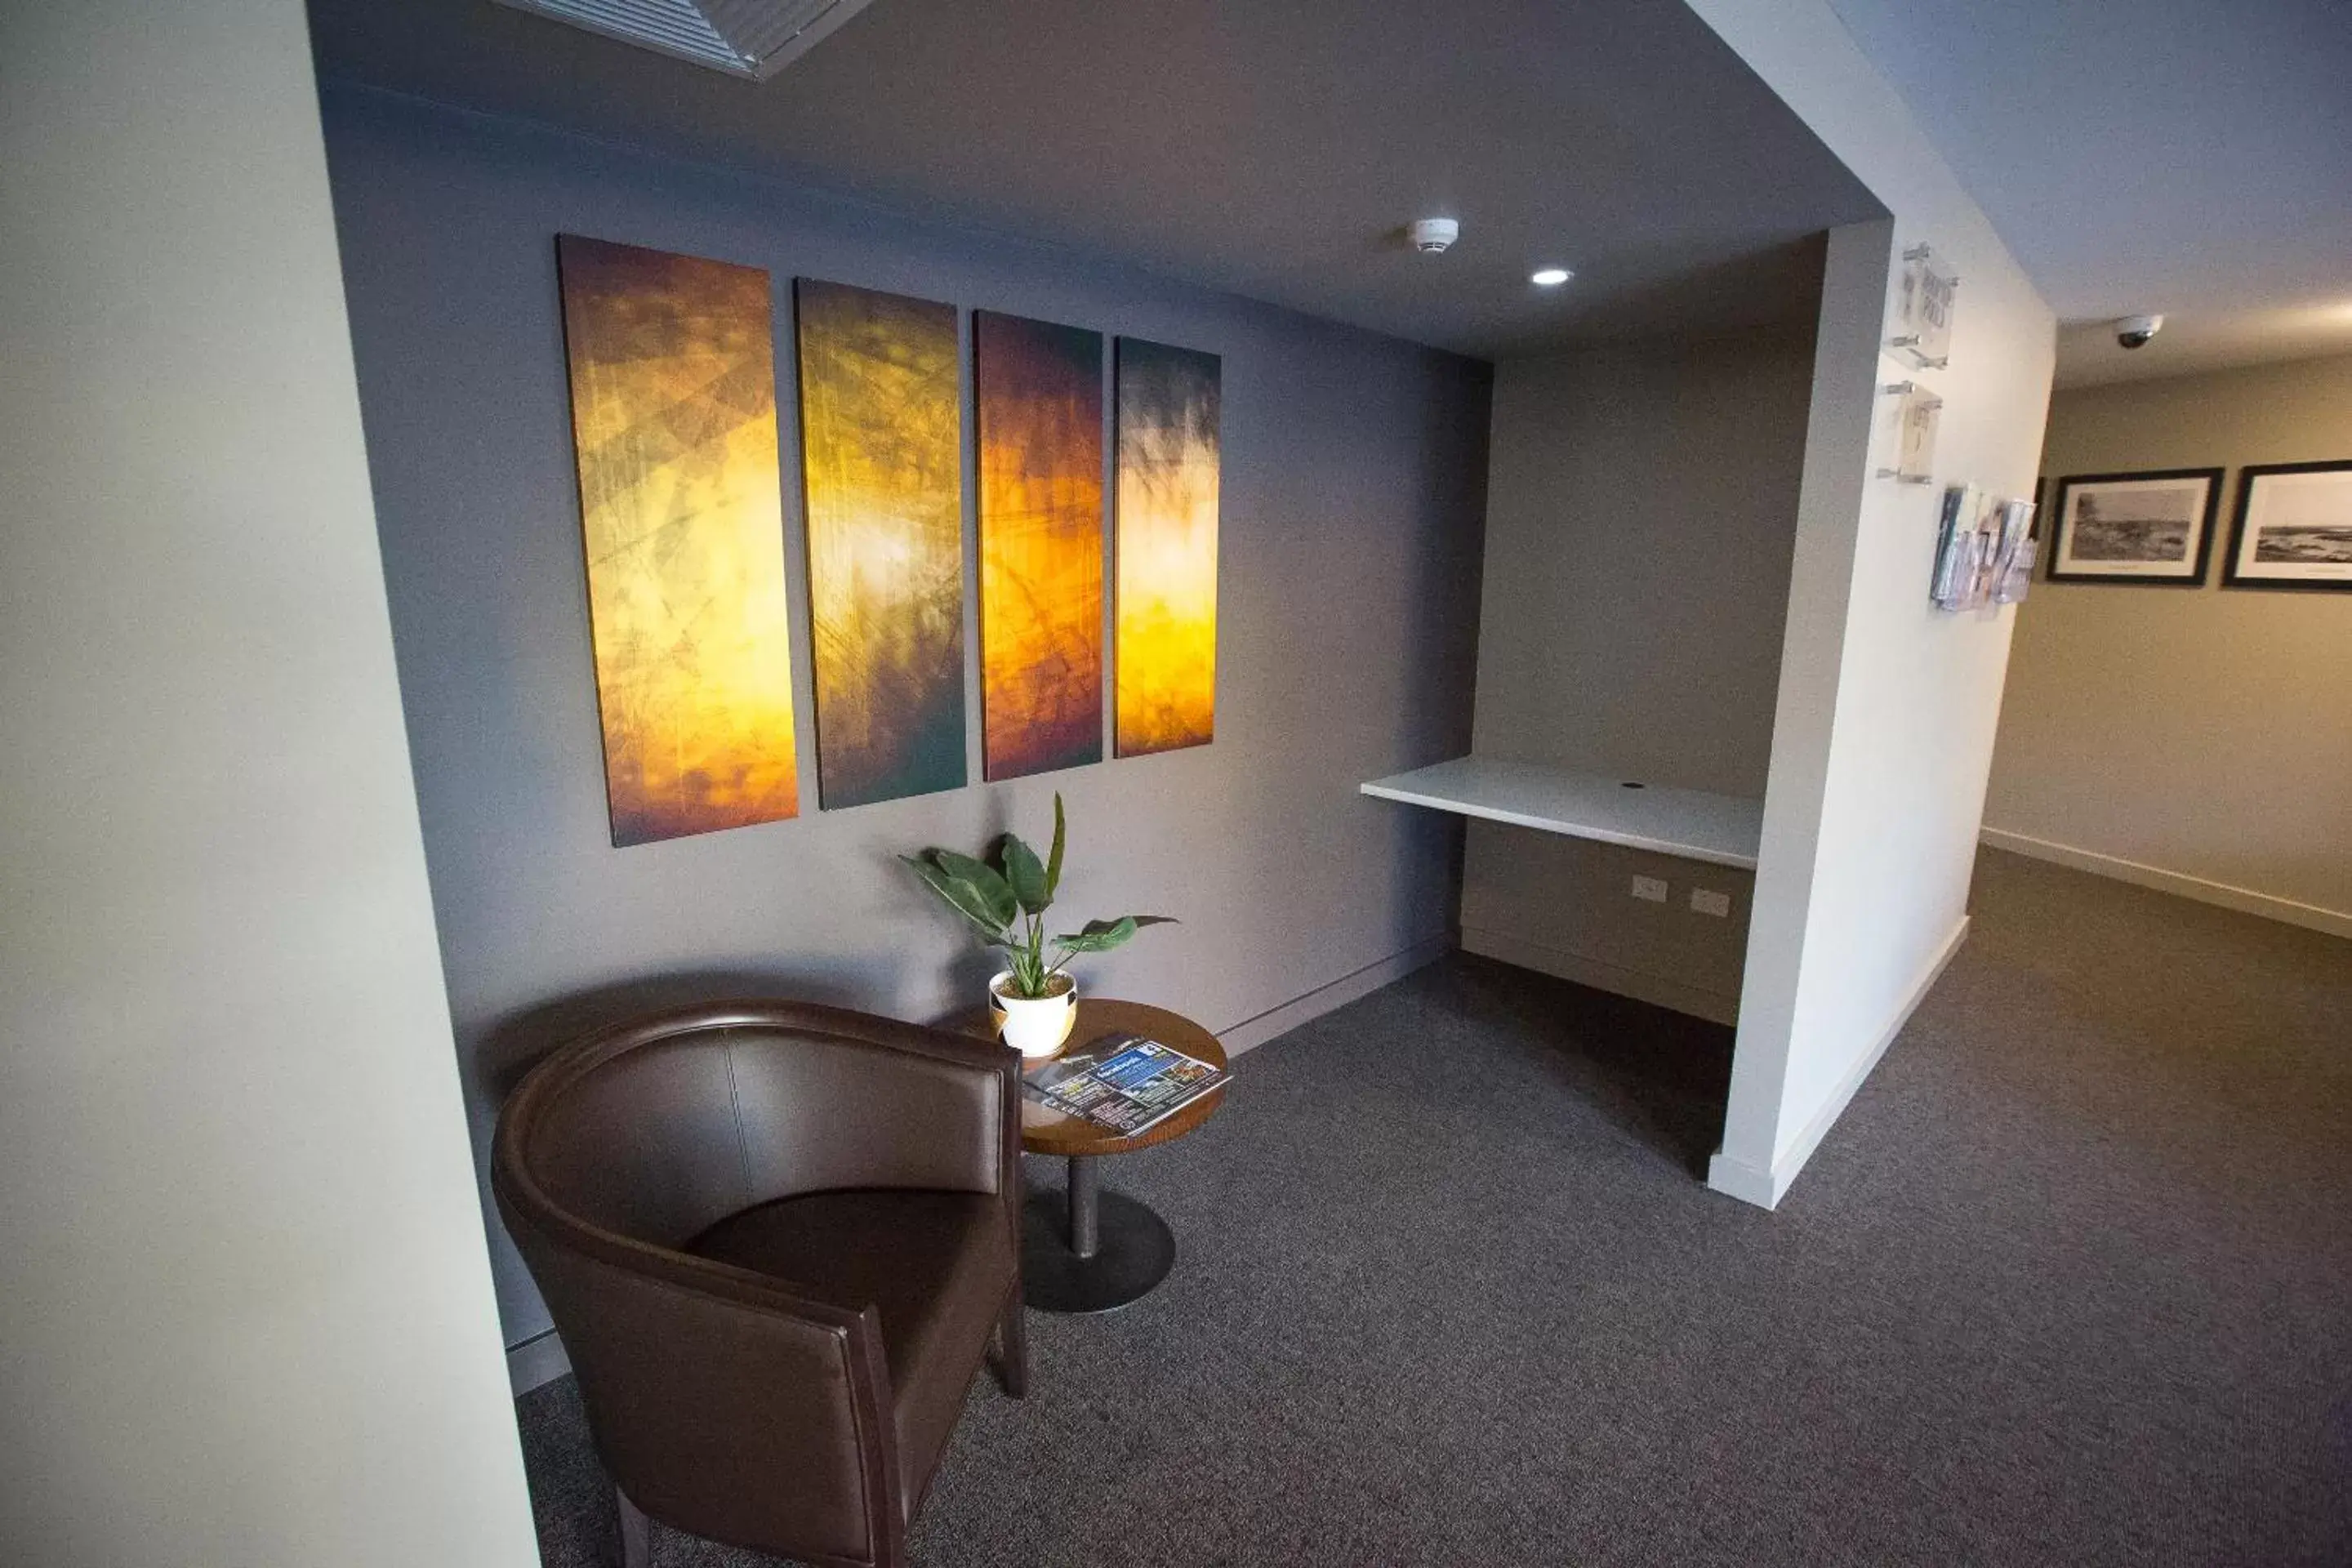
[1530,267,1574,287]
[494,0,877,79]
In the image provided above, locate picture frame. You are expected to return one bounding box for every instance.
[2045,468,2223,585]
[2221,460,2352,591]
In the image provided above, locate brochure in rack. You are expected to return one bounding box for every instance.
[1024,1033,1227,1137]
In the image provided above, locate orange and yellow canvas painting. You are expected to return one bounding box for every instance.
[1114,338,1221,756]
[556,234,800,846]
[795,279,969,808]
[976,311,1104,780]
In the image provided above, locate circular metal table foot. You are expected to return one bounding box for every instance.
[1020,1188,1175,1313]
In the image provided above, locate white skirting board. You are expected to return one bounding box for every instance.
[1707,915,1971,1210]
[504,933,1454,1394]
[1980,827,2352,942]
[506,1327,570,1396]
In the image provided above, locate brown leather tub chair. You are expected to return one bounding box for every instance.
[492,1000,1027,1568]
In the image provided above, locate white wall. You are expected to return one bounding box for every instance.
[1684,0,2057,1207]
[0,4,540,1565]
[1986,354,2352,937]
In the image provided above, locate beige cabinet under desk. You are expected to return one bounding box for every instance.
[1459,819,1753,1026]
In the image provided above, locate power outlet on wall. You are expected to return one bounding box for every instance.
[1690,888,1733,918]
[1631,875,1670,903]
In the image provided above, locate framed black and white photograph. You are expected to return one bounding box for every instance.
[2221,460,2352,591]
[2046,468,2224,585]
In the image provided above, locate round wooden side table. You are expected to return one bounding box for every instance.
[960,998,1227,1314]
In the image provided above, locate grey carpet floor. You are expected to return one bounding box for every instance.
[516,849,2352,1566]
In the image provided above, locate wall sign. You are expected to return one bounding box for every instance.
[1877,380,1943,485]
[1890,243,1958,371]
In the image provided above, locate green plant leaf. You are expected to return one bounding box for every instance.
[1045,792,1067,900]
[1000,833,1050,914]
[1053,914,1176,953]
[931,849,1018,926]
[902,854,1011,940]
[1003,942,1056,997]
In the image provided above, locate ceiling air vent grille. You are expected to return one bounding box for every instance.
[495,0,877,79]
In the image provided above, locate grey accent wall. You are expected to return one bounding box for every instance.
[1986,354,2352,932]
[321,86,1491,1348]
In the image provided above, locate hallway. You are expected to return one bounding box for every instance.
[519,849,2352,1566]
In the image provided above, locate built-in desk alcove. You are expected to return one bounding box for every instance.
[1362,296,1820,1034]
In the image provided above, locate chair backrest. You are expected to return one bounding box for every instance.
[506,1001,1005,1251]
[491,1000,1013,1568]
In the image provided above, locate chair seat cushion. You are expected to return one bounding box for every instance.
[685,1188,1013,1504]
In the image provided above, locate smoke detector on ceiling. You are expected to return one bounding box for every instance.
[494,0,878,80]
[1408,217,1460,254]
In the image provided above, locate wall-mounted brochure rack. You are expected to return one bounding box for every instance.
[1931,484,2035,611]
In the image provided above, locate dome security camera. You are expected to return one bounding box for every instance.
[2114,314,2165,350]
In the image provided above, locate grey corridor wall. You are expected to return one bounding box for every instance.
[321,85,1492,1348]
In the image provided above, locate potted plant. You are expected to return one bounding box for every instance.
[903,794,1172,1058]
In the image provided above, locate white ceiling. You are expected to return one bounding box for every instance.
[1824,0,2352,387]
[306,0,1882,359]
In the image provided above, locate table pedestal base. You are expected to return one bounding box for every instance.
[1020,1156,1174,1313]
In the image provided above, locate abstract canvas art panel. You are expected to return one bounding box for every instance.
[556,234,800,846]
[1114,338,1221,756]
[2222,460,2352,591]
[976,310,1105,780]
[2047,468,2223,585]
[795,279,968,808]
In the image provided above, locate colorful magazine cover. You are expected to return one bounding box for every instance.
[1024,1034,1227,1137]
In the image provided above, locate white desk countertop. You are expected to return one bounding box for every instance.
[1359,755,1763,871]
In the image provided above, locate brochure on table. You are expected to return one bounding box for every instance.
[1024,1034,1227,1137]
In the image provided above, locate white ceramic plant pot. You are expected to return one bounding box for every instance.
[989,971,1078,1059]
